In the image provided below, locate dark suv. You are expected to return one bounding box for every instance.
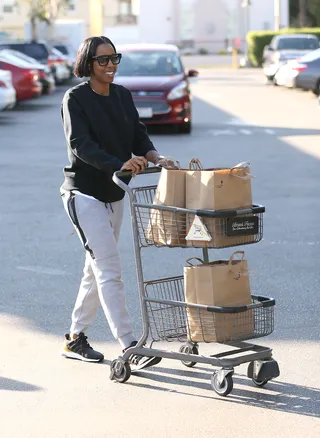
[0,40,50,64]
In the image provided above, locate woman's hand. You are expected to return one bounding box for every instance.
[154,156,178,169]
[121,156,148,174]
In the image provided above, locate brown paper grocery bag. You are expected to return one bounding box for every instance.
[147,166,187,245]
[184,251,254,342]
[186,159,253,211]
[185,213,258,249]
[185,158,255,248]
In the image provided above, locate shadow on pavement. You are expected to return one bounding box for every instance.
[12,100,58,112]
[0,377,43,392]
[126,369,319,418]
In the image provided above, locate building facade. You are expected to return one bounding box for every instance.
[105,0,289,53]
[0,0,289,53]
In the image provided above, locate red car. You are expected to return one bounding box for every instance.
[0,53,42,101]
[115,44,198,134]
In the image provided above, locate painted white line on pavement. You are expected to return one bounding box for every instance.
[17,266,69,275]
[239,129,252,135]
[208,129,236,136]
[226,117,253,126]
[265,129,276,135]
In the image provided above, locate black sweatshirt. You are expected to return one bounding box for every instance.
[61,81,156,203]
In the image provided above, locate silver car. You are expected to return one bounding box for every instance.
[263,34,319,82]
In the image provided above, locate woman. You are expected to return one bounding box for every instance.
[60,36,172,369]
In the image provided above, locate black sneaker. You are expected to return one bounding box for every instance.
[62,333,104,363]
[123,341,162,371]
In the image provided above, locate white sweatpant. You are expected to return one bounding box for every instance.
[62,191,136,350]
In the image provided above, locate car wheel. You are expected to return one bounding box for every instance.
[312,81,320,96]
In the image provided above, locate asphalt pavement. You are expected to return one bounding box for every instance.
[0,69,319,438]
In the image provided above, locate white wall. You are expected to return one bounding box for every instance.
[104,24,140,45]
[248,0,289,32]
[138,0,176,43]
[107,0,290,52]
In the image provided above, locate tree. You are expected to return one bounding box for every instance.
[22,1,71,40]
[299,0,307,27]
[290,0,320,27]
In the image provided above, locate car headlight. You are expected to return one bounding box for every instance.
[167,81,188,100]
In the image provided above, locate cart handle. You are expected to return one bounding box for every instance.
[144,295,275,313]
[113,167,161,199]
[133,202,265,217]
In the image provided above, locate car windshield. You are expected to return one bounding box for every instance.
[54,45,68,55]
[2,49,37,64]
[0,51,35,68]
[116,51,183,76]
[278,38,318,50]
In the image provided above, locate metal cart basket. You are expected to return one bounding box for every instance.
[109,168,279,396]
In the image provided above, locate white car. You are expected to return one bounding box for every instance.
[0,69,16,111]
[49,48,70,84]
[274,60,299,88]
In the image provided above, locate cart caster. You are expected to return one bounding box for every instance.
[247,359,280,388]
[179,343,199,368]
[252,377,269,387]
[211,370,234,396]
[109,359,131,383]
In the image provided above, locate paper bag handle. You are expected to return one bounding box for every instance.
[229,162,255,180]
[228,251,245,267]
[156,157,181,169]
[189,158,204,170]
[228,251,248,279]
[186,257,204,266]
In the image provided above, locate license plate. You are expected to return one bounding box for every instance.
[226,216,259,236]
[137,107,153,118]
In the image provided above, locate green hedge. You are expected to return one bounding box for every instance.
[247,28,320,67]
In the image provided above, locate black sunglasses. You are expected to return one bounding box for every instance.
[92,53,122,66]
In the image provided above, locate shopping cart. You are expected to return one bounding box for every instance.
[110,167,279,396]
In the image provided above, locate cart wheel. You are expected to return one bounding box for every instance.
[110,360,131,383]
[179,344,199,368]
[252,377,269,387]
[211,372,233,396]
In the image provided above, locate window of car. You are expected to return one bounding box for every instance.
[277,37,318,50]
[54,44,69,55]
[116,51,183,76]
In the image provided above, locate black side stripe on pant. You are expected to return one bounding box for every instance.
[67,194,95,259]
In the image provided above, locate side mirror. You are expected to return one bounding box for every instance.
[267,46,274,51]
[187,69,199,77]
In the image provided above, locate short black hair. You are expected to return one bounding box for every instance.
[74,36,117,78]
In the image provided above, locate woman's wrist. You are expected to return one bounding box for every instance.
[145,150,163,164]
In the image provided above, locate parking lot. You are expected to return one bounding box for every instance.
[0,68,319,437]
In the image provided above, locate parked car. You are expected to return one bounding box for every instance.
[0,40,50,64]
[273,61,297,87]
[275,48,320,94]
[0,69,16,110]
[115,44,198,133]
[263,34,319,82]
[0,49,55,94]
[0,53,42,101]
[48,47,70,84]
[50,42,75,78]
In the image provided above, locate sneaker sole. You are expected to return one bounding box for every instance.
[61,350,103,363]
[131,356,162,372]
